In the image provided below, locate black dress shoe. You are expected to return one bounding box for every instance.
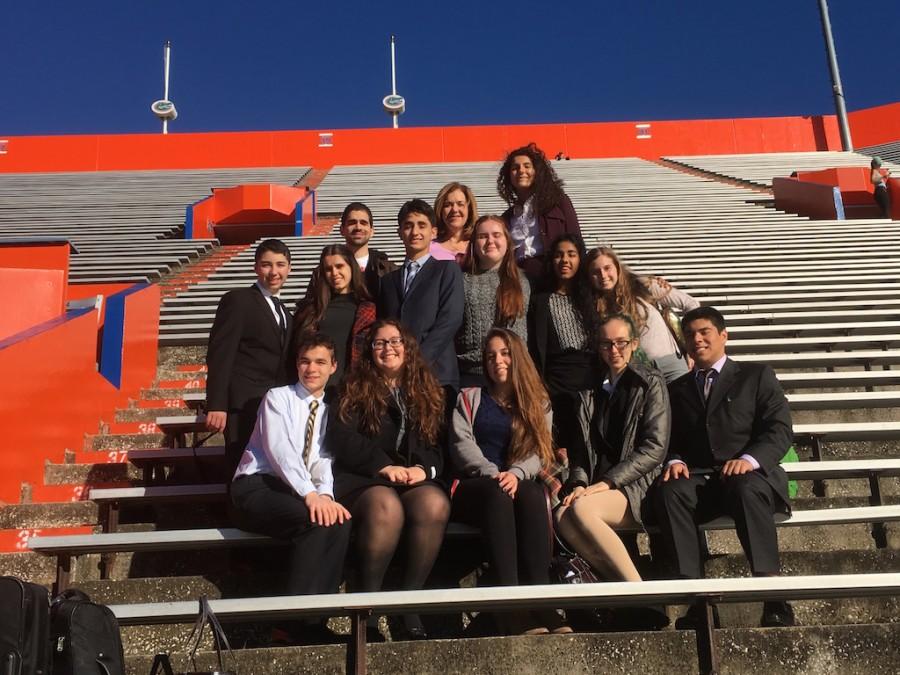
[674,603,721,631]
[761,601,795,627]
[365,626,386,643]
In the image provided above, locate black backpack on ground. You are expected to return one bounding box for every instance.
[50,589,125,675]
[0,576,51,675]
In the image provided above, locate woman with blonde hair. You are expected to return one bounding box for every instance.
[457,215,530,387]
[431,182,478,264]
[587,246,698,383]
[327,319,450,640]
[449,328,571,635]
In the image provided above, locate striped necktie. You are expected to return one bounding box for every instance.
[404,260,420,296]
[302,400,319,467]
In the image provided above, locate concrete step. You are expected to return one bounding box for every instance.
[45,462,142,485]
[141,387,206,400]
[115,406,193,423]
[705,521,897,554]
[121,623,900,675]
[0,501,98,529]
[90,432,168,451]
[792,407,900,425]
[158,346,207,368]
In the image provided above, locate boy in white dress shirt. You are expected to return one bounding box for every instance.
[231,332,351,645]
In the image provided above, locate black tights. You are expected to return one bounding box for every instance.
[346,483,450,592]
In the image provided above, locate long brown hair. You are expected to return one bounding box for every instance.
[433,182,478,241]
[338,319,444,446]
[587,246,653,333]
[296,244,371,331]
[464,215,526,326]
[482,328,555,469]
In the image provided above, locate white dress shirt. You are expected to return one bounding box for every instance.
[255,281,287,326]
[234,382,334,498]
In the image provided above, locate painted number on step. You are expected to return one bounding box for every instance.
[107,451,128,463]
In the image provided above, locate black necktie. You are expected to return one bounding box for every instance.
[271,296,287,341]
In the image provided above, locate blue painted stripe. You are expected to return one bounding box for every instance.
[99,283,149,388]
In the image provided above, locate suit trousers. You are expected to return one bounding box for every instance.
[451,477,551,586]
[231,473,351,596]
[652,471,780,578]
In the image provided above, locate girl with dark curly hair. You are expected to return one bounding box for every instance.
[327,319,450,640]
[498,143,581,281]
[528,234,597,452]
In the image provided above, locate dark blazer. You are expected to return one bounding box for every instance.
[378,257,464,388]
[666,358,792,507]
[503,194,581,279]
[326,400,445,499]
[527,290,597,393]
[206,284,292,413]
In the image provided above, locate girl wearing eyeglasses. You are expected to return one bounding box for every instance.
[327,319,450,641]
[556,313,670,593]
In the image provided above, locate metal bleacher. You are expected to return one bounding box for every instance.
[0,167,310,284]
[663,150,900,188]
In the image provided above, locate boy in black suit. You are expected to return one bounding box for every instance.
[652,306,795,628]
[378,199,464,390]
[206,238,294,474]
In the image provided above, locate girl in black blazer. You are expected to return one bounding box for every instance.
[327,319,449,640]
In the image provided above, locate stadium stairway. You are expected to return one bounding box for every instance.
[2,156,900,672]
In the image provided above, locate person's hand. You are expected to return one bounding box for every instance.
[583,480,611,496]
[662,462,690,481]
[379,465,410,483]
[205,410,227,433]
[496,471,519,498]
[305,493,351,526]
[721,459,753,477]
[561,485,586,507]
[406,466,427,484]
[647,275,673,292]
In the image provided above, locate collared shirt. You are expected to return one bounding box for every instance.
[601,369,626,397]
[233,382,333,497]
[255,281,287,327]
[509,196,542,260]
[403,253,431,292]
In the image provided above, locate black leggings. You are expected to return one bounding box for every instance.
[451,477,551,586]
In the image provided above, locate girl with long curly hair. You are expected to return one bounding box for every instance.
[430,182,478,264]
[326,319,449,641]
[587,246,698,383]
[449,328,571,635]
[528,233,598,452]
[457,215,531,387]
[497,143,581,281]
[292,244,375,388]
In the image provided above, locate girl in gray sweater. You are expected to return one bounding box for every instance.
[456,215,530,388]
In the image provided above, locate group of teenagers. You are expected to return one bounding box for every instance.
[205,143,797,645]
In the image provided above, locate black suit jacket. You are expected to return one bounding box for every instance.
[206,284,293,413]
[667,358,792,506]
[378,257,464,388]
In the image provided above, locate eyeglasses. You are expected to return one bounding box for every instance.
[372,337,404,350]
[598,339,633,352]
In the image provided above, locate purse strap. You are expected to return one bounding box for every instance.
[187,596,235,674]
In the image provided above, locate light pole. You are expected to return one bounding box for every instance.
[817,0,853,151]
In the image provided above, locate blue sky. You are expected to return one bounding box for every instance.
[3,1,898,135]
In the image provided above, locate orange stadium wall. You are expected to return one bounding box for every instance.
[0,283,159,504]
[848,102,900,148]
[0,114,844,173]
